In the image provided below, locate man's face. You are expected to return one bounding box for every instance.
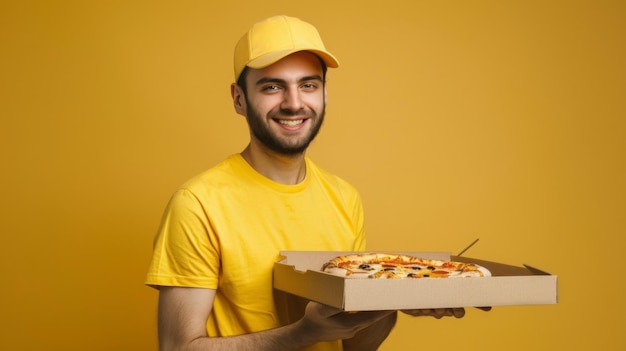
[237,52,326,155]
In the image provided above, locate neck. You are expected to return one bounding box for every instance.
[240,144,307,185]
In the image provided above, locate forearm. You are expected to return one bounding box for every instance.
[158,287,395,351]
[342,312,397,351]
[167,319,314,351]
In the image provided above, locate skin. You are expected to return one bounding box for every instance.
[231,51,326,184]
[157,51,469,351]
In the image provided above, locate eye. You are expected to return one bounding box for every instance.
[300,82,319,91]
[262,84,282,92]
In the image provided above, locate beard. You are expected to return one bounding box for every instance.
[244,99,325,155]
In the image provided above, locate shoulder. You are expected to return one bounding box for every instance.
[306,158,362,202]
[179,154,246,191]
[162,154,248,208]
[307,158,357,188]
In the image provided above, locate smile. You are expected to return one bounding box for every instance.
[277,119,305,126]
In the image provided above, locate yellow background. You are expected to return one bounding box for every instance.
[1,1,624,350]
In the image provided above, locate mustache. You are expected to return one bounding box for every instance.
[271,108,316,119]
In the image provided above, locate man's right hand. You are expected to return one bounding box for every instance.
[298,302,396,344]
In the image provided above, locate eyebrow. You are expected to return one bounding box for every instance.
[254,75,324,86]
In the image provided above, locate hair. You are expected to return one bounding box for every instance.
[236,54,328,94]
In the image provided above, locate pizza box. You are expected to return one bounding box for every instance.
[273,251,558,311]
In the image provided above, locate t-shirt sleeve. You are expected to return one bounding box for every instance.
[145,188,220,289]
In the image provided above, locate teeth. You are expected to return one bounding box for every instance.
[278,119,304,126]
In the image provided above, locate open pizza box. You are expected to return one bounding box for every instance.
[273,251,558,311]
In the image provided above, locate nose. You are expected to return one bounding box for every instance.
[280,87,304,112]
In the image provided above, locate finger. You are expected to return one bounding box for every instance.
[400,309,427,317]
[400,309,421,316]
[401,308,464,318]
[432,308,446,319]
[452,308,466,318]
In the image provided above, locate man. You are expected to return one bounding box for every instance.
[146,15,463,351]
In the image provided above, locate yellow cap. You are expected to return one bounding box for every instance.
[233,15,339,80]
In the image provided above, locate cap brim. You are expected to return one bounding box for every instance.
[247,48,339,70]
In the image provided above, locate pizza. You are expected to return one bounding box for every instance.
[321,253,490,279]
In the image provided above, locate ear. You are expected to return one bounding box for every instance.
[231,83,246,116]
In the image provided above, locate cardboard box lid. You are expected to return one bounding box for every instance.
[273,251,558,311]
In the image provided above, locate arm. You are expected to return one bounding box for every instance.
[158,286,303,351]
[158,286,395,351]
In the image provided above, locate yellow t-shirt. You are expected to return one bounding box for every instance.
[145,154,365,350]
